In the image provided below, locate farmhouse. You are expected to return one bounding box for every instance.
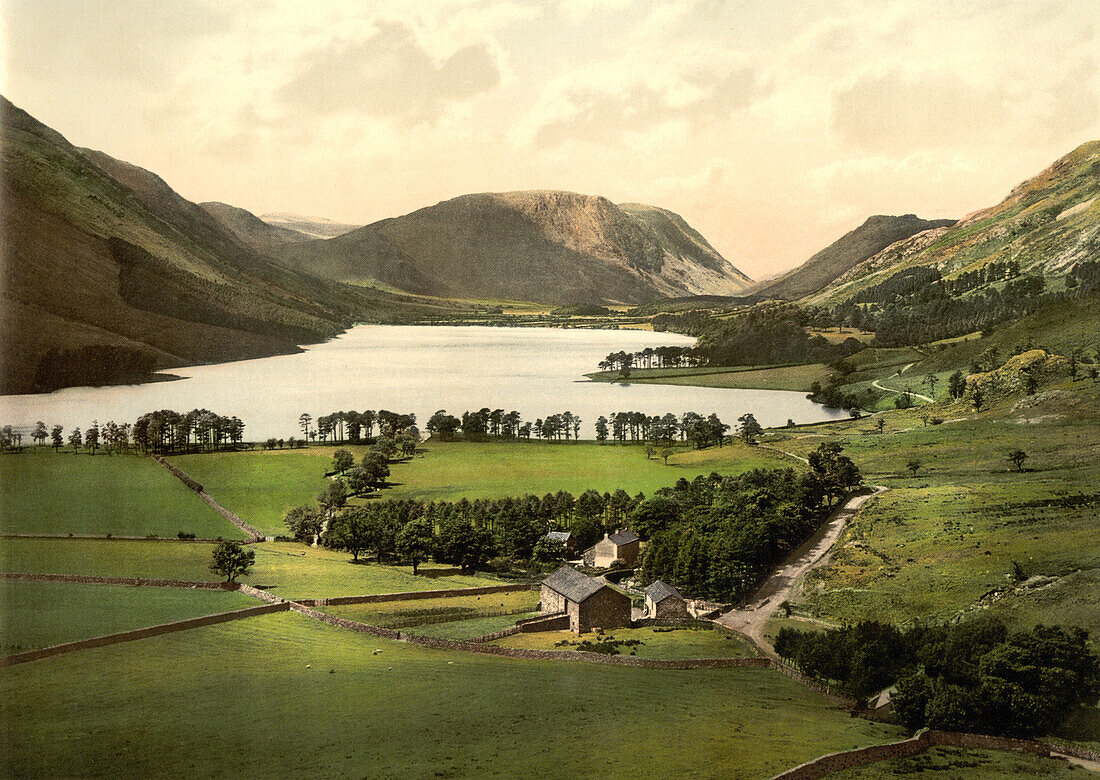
[583,529,640,568]
[540,565,632,634]
[643,580,688,619]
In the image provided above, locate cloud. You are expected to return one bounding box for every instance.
[276,22,500,125]
[523,64,760,149]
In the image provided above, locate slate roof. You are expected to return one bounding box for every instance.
[608,530,640,546]
[644,580,682,603]
[541,566,607,603]
[546,531,571,543]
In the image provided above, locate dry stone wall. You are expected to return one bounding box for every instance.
[150,455,264,540]
[300,583,533,607]
[0,602,288,667]
[1,572,234,590]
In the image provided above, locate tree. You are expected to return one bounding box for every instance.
[874,417,886,434]
[299,413,312,443]
[807,441,862,505]
[948,370,966,399]
[327,509,371,562]
[33,421,47,446]
[361,452,390,489]
[209,541,255,583]
[284,505,323,544]
[318,479,348,517]
[68,427,82,454]
[906,460,921,477]
[1007,449,1028,472]
[595,415,609,443]
[532,535,566,563]
[438,517,495,573]
[331,448,354,475]
[659,446,673,465]
[925,374,938,398]
[50,425,64,452]
[972,388,984,412]
[396,517,436,574]
[737,413,763,445]
[84,422,100,455]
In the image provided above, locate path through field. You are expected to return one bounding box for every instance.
[716,486,885,658]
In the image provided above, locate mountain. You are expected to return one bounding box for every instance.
[199,201,311,253]
[751,214,956,301]
[810,140,1100,306]
[0,97,431,394]
[274,191,753,304]
[261,212,360,239]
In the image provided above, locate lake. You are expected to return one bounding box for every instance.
[0,325,845,439]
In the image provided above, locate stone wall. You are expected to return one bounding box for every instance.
[770,730,1072,779]
[299,583,533,607]
[519,613,569,632]
[151,454,264,540]
[1,572,235,590]
[0,602,288,667]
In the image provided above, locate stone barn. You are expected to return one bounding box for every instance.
[544,530,574,556]
[583,530,640,568]
[643,580,688,619]
[540,565,632,634]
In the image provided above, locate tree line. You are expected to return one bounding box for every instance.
[0,409,245,455]
[775,616,1098,739]
[297,409,417,445]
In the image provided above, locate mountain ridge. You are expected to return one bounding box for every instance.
[274,190,753,304]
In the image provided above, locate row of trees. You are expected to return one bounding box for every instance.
[598,345,702,372]
[775,616,1098,738]
[1,411,244,455]
[297,409,417,445]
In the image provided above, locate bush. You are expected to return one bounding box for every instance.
[177,531,196,539]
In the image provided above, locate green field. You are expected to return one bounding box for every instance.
[587,363,829,392]
[0,580,255,653]
[831,746,1089,778]
[0,539,502,600]
[173,441,787,532]
[386,440,786,503]
[0,611,903,778]
[0,450,241,538]
[492,625,757,659]
[402,611,540,640]
[324,589,539,625]
[767,384,1100,641]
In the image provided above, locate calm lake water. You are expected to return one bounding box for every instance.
[0,325,845,439]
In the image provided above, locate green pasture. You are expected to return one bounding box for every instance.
[0,449,241,538]
[387,440,787,503]
[0,611,903,778]
[0,538,501,600]
[768,391,1100,631]
[323,589,539,625]
[492,625,757,659]
[0,580,254,653]
[403,612,540,640]
[587,363,829,392]
[831,746,1088,778]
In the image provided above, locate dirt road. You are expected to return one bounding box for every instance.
[716,486,885,658]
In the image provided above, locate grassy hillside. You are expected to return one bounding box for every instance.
[810,140,1100,307]
[199,201,310,253]
[275,190,753,304]
[752,214,955,300]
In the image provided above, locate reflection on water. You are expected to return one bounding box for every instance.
[0,325,845,438]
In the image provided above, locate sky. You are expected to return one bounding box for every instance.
[3,0,1098,279]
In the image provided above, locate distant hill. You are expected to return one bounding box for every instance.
[811,140,1100,306]
[199,202,311,253]
[261,212,360,240]
[275,191,753,304]
[751,214,956,301]
[0,97,434,394]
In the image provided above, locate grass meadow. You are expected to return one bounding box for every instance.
[0,538,502,599]
[0,580,255,653]
[492,625,758,659]
[0,611,903,779]
[173,440,787,534]
[587,362,829,392]
[830,746,1089,778]
[0,449,242,538]
[767,386,1100,643]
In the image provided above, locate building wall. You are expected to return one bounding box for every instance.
[540,585,567,614]
[572,588,631,634]
[653,596,689,620]
[617,540,640,566]
[589,538,618,568]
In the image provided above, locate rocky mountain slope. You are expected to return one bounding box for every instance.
[751,214,956,301]
[811,140,1100,306]
[0,97,432,394]
[275,191,753,303]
